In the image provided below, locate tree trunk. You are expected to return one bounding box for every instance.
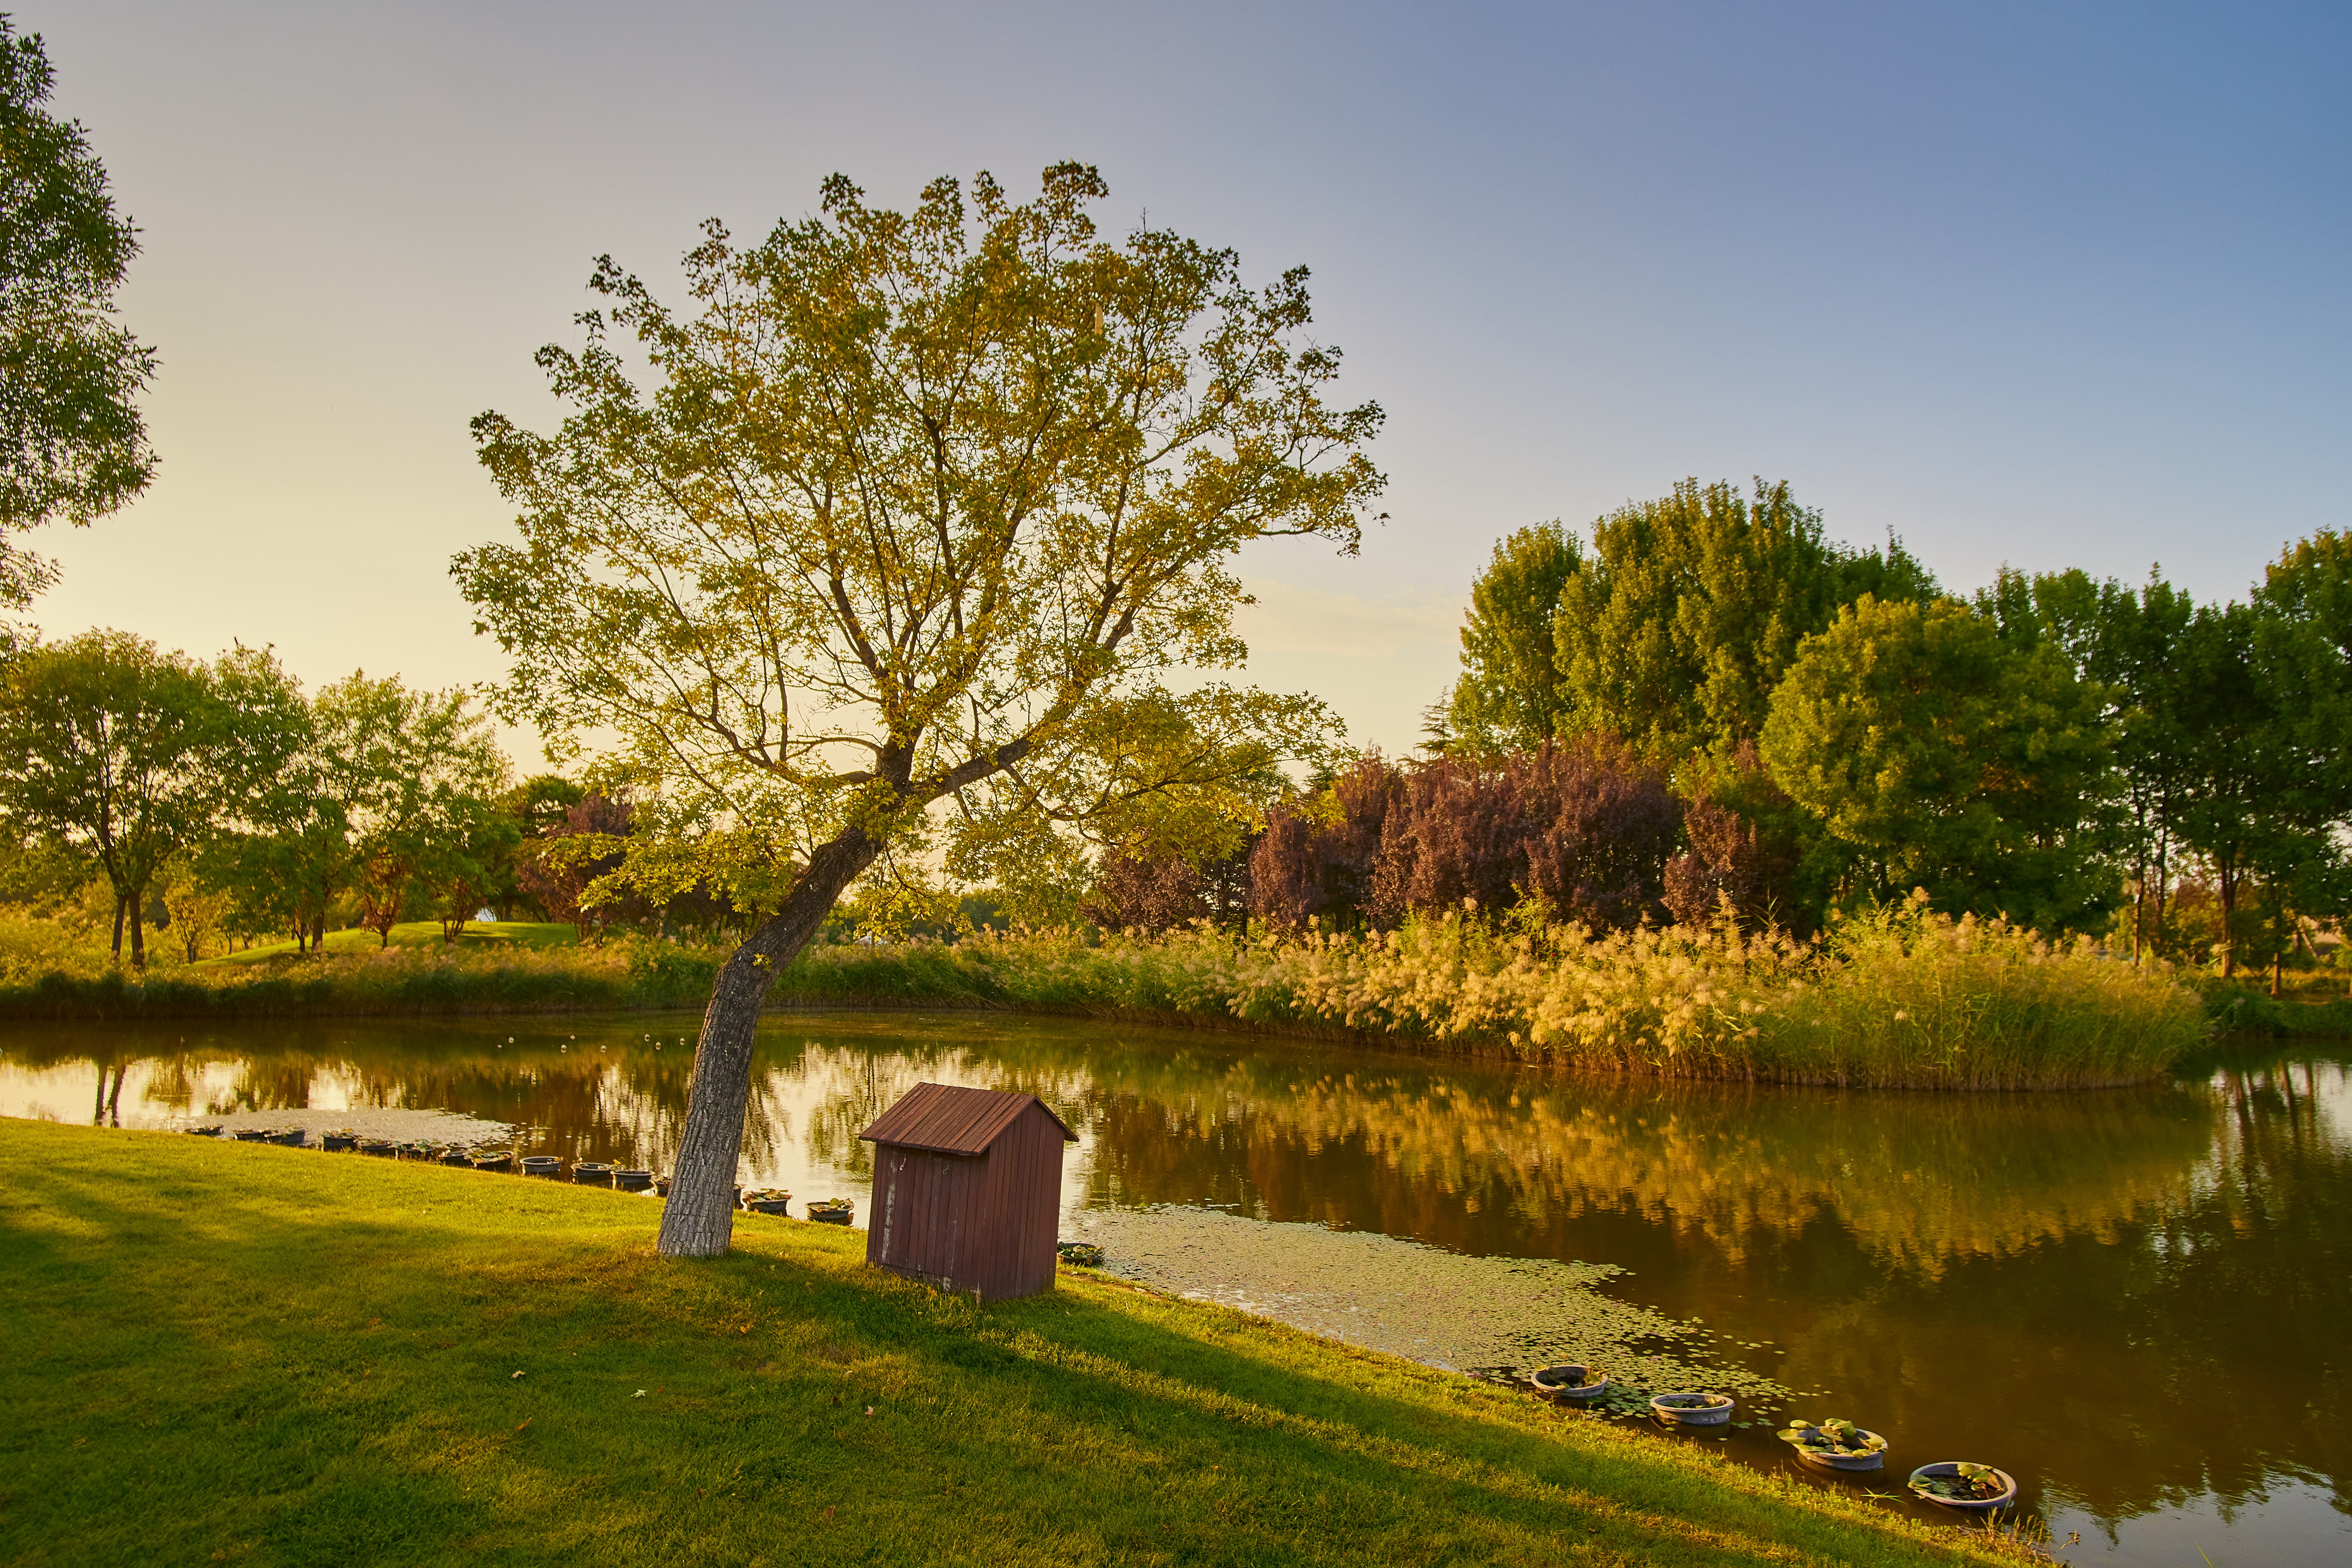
[110,894,126,962]
[2217,860,2237,979]
[657,830,881,1259]
[129,888,147,971]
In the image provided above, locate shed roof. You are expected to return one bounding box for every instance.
[857,1082,1078,1155]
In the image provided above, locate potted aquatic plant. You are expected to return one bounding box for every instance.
[573,1161,615,1186]
[1057,1242,1104,1268]
[1776,1417,1888,1470]
[520,1154,560,1177]
[1649,1392,1734,1426]
[322,1130,358,1153]
[740,1188,791,1214]
[1524,1364,1609,1400]
[805,1198,854,1225]
[1907,1462,2016,1510]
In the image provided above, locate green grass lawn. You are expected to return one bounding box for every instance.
[0,1122,2022,1568]
[202,920,581,967]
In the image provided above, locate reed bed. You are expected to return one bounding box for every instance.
[969,893,2205,1089]
[0,896,2204,1087]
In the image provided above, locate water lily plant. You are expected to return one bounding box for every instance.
[1909,1462,2006,1502]
[1777,1417,1886,1456]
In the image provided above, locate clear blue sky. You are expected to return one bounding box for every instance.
[26,0,2352,755]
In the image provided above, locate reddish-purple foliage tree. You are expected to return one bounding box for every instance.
[1248,755,1403,929]
[1366,759,1528,923]
[1511,737,1682,930]
[1081,844,1207,932]
[1260,740,1682,932]
[515,793,645,937]
[1658,743,1801,931]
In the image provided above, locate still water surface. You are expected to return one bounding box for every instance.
[4,1011,2346,1567]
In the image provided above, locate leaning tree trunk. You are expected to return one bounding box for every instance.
[657,831,882,1259]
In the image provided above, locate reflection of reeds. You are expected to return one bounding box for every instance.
[1065,1049,2217,1271]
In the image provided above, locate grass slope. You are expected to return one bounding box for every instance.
[0,1122,2019,1568]
[203,921,585,965]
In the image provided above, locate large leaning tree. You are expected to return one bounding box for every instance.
[454,164,1384,1257]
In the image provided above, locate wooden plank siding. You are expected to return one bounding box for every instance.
[861,1086,1075,1301]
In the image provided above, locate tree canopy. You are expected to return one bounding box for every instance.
[0,631,299,966]
[1759,594,2113,934]
[1554,478,1937,760]
[1444,521,1581,755]
[456,163,1385,1256]
[0,16,155,606]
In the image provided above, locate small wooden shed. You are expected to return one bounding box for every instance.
[858,1083,1079,1301]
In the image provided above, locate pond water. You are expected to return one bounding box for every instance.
[3,1011,2346,1566]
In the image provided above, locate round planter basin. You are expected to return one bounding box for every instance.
[1787,1427,1887,1471]
[322,1134,357,1153]
[186,1126,222,1138]
[654,1177,672,1197]
[1907,1464,2017,1511]
[520,1156,560,1177]
[1525,1365,1609,1400]
[439,1151,472,1167]
[744,1197,790,1215]
[472,1152,514,1172]
[573,1163,615,1187]
[613,1170,653,1193]
[1651,1393,1734,1426]
[360,1140,397,1158]
[806,1201,854,1225]
[231,1129,271,1143]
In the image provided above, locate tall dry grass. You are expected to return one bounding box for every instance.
[969,892,2205,1089]
[0,894,2205,1086]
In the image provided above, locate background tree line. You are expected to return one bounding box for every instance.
[1091,479,2352,989]
[0,627,775,966]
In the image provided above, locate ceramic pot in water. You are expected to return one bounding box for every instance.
[520,1156,560,1178]
[614,1170,653,1193]
[1782,1425,1887,1471]
[573,1162,615,1187]
[1907,1464,2016,1511]
[1525,1365,1608,1400]
[1650,1393,1734,1427]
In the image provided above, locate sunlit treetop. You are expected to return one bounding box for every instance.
[456,162,1384,911]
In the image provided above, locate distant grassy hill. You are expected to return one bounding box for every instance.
[201,920,582,965]
[0,1121,2025,1568]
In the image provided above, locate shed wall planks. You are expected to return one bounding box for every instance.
[860,1084,1074,1301]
